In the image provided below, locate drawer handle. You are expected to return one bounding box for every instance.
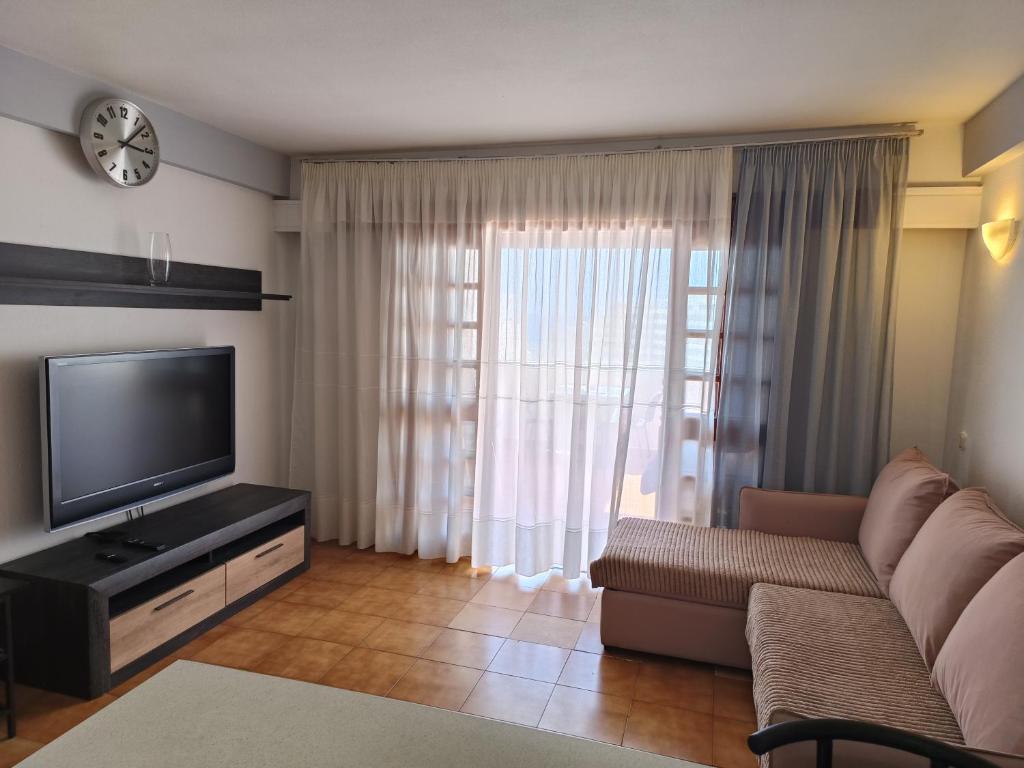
[255,542,285,559]
[152,589,195,612]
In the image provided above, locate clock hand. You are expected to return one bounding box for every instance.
[123,142,150,153]
[118,123,147,147]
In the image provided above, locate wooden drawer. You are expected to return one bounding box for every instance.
[225,526,305,604]
[109,566,225,672]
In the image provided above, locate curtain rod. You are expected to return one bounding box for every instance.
[299,123,921,164]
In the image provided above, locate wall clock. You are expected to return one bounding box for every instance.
[79,97,160,188]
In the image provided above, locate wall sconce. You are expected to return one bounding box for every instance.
[981,219,1019,263]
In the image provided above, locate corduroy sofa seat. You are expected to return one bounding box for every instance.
[590,517,882,609]
[746,583,964,745]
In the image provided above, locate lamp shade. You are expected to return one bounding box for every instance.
[981,219,1018,262]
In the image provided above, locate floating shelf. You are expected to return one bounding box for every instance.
[0,242,290,311]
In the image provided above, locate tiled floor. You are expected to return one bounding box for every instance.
[0,543,758,768]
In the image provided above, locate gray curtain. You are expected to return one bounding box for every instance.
[712,137,909,527]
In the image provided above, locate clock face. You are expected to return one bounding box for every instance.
[79,98,160,188]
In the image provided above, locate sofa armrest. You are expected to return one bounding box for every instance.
[738,487,867,543]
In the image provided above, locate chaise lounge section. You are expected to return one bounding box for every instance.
[590,448,1024,765]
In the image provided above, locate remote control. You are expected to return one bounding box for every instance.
[121,538,168,552]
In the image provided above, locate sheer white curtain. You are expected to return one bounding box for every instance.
[291,162,478,557]
[291,151,732,572]
[472,151,732,576]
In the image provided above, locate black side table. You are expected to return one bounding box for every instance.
[0,577,23,739]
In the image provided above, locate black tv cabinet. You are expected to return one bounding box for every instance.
[0,483,310,699]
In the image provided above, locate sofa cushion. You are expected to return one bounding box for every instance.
[858,447,957,594]
[890,488,1024,668]
[932,553,1024,755]
[589,517,882,609]
[746,583,963,744]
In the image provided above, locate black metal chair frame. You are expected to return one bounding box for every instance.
[748,719,998,768]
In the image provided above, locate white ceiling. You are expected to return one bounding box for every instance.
[2,0,1024,155]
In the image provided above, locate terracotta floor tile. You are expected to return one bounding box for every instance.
[252,636,353,682]
[398,594,468,627]
[390,556,446,573]
[435,559,492,579]
[542,571,601,596]
[634,658,715,714]
[587,595,602,624]
[418,574,486,600]
[713,718,758,768]
[370,568,441,594]
[192,627,290,669]
[223,598,276,626]
[538,685,630,744]
[0,737,43,767]
[527,590,597,621]
[575,623,606,653]
[312,561,388,586]
[172,623,233,659]
[345,548,408,566]
[388,659,482,710]
[556,650,639,698]
[320,647,415,696]
[487,639,571,683]
[714,676,757,723]
[339,586,410,618]
[310,541,355,561]
[448,603,524,636]
[362,618,443,656]
[16,691,116,743]
[422,629,506,669]
[300,609,385,646]
[241,600,328,636]
[470,580,540,611]
[488,566,551,589]
[268,574,308,598]
[461,671,554,726]
[623,700,714,763]
[510,613,584,649]
[280,580,355,609]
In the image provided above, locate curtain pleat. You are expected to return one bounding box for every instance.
[712,137,908,527]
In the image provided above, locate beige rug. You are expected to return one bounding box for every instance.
[20,661,702,767]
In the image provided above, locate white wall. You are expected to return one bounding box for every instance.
[890,230,965,462]
[0,116,295,561]
[944,153,1024,523]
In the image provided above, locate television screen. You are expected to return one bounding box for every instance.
[41,347,235,531]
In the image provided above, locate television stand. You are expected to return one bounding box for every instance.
[0,483,310,699]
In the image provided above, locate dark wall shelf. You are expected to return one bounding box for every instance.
[0,241,291,311]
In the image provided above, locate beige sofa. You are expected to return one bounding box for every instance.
[590,448,1024,766]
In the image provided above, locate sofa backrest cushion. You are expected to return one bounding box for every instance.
[932,553,1024,755]
[890,488,1024,667]
[858,447,956,595]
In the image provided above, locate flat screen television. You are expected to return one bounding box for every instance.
[40,347,235,532]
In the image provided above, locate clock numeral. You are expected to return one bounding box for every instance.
[119,106,128,119]
[106,106,116,119]
[144,147,154,155]
[93,132,103,140]
[96,114,108,127]
[134,169,142,181]
[142,161,151,169]
[108,162,117,172]
[122,169,129,182]
[97,149,108,157]
[141,131,151,139]
[134,116,140,126]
